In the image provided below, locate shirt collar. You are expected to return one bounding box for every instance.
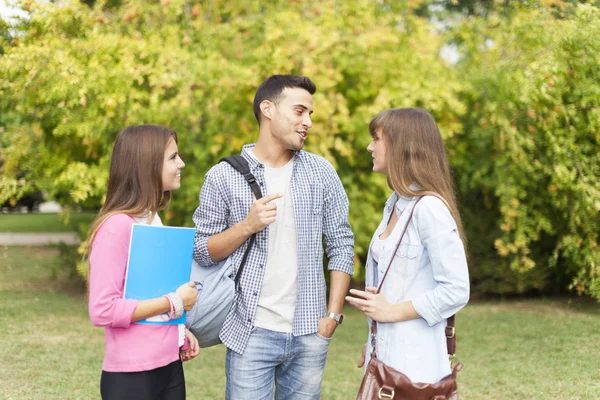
[385,183,422,213]
[241,144,262,171]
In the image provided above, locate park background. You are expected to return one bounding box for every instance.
[1,0,599,398]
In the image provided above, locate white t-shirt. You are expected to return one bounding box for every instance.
[371,228,396,264]
[371,237,383,264]
[251,153,298,333]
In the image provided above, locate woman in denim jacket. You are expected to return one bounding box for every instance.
[346,108,470,384]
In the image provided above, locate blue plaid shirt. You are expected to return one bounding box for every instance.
[193,144,354,354]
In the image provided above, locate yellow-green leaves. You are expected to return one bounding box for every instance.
[1,0,599,299]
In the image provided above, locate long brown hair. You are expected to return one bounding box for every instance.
[86,125,178,251]
[369,108,465,242]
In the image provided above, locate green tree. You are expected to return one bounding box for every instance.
[0,0,458,278]
[1,0,598,300]
[451,3,600,298]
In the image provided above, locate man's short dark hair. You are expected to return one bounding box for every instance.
[253,75,317,124]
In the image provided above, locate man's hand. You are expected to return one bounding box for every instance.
[317,316,338,339]
[206,193,284,262]
[242,193,284,234]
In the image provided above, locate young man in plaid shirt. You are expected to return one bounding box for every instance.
[193,75,354,399]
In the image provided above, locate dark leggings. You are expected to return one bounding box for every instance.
[100,360,185,400]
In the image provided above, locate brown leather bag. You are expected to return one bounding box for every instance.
[356,196,463,400]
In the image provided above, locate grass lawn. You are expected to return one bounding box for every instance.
[1,245,599,399]
[0,212,96,233]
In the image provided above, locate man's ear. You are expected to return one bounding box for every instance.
[260,100,274,121]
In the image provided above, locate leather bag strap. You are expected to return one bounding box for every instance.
[370,196,457,359]
[219,155,263,289]
[375,197,423,291]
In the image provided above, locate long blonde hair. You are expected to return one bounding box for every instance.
[86,125,178,252]
[369,108,465,243]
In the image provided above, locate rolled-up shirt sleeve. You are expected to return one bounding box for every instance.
[322,162,355,275]
[88,216,138,329]
[193,169,229,267]
[411,197,470,326]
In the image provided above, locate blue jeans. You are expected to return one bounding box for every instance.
[226,327,331,400]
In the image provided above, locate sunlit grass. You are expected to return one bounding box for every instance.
[0,212,95,233]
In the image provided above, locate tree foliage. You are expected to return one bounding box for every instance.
[451,3,600,298]
[1,0,598,299]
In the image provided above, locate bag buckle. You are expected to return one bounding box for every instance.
[378,387,395,399]
[370,335,377,358]
[445,326,455,338]
[243,173,256,184]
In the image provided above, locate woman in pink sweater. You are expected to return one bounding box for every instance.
[87,125,199,400]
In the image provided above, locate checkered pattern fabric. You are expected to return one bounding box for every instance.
[193,144,355,354]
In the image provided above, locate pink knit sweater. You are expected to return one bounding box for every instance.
[88,213,179,372]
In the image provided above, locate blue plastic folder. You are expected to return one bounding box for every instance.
[123,224,195,325]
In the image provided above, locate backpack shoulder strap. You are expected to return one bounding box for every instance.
[218,155,263,288]
[220,155,263,200]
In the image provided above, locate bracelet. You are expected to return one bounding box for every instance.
[163,295,174,319]
[166,292,184,320]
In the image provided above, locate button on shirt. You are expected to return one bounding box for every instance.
[193,144,354,354]
[365,194,469,384]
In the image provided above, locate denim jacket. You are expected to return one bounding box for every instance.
[365,193,470,383]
